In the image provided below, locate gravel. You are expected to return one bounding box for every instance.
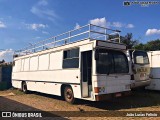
[0,89,160,120]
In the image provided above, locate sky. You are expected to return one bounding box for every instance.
[0,0,160,61]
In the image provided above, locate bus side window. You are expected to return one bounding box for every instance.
[96,49,113,74]
[63,48,79,68]
[113,52,129,73]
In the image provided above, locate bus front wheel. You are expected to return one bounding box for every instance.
[22,82,28,94]
[64,86,75,104]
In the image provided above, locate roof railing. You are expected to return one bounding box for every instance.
[15,24,121,57]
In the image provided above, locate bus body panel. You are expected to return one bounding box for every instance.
[12,39,131,101]
[146,51,160,90]
[93,75,130,94]
[91,41,131,98]
[13,70,80,84]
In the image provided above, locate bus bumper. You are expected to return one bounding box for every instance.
[131,79,151,89]
[95,91,131,101]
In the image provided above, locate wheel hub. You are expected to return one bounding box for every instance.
[66,90,72,99]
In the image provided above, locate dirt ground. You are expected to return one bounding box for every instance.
[0,88,160,120]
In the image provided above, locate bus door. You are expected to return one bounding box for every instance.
[81,51,92,97]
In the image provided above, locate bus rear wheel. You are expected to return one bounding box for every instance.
[22,82,27,94]
[64,86,75,104]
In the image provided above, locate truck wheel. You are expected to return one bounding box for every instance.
[22,82,27,94]
[64,86,75,104]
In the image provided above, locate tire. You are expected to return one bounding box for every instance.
[64,86,75,104]
[22,82,28,94]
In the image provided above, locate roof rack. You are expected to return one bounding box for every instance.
[15,24,121,56]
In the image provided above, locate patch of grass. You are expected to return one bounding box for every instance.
[12,89,24,95]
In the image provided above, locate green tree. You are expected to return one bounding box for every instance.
[121,33,138,49]
[108,33,138,49]
[134,39,160,51]
[145,39,160,51]
[134,43,145,50]
[108,33,160,51]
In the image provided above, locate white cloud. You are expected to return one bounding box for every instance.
[146,29,160,36]
[108,22,134,28]
[126,24,134,28]
[112,22,123,28]
[31,0,58,22]
[34,36,41,39]
[89,18,134,29]
[42,31,49,34]
[89,17,107,27]
[0,21,6,28]
[74,23,81,29]
[26,23,48,31]
[38,0,48,6]
[0,49,14,62]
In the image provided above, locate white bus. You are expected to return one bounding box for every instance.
[127,50,151,88]
[12,24,131,103]
[146,51,160,90]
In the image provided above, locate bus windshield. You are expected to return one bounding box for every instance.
[133,51,149,64]
[96,49,129,74]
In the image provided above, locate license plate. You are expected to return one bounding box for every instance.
[115,93,121,97]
